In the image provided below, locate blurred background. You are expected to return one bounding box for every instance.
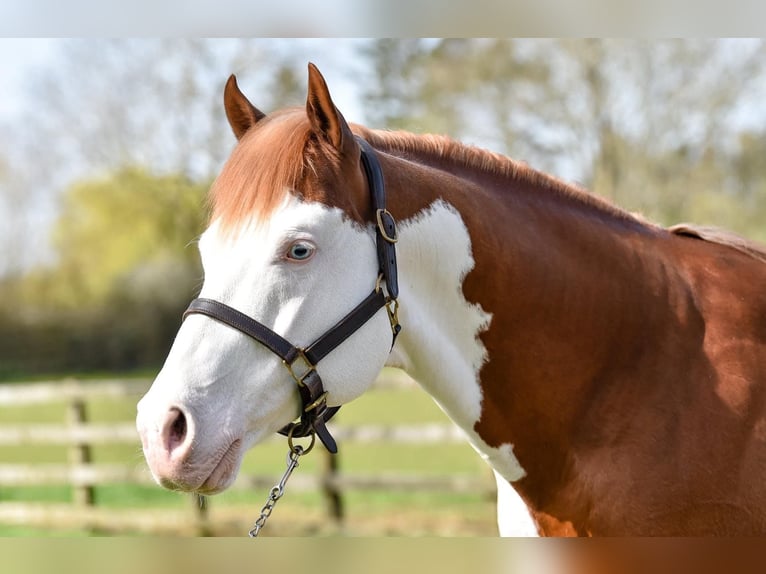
[1,38,766,536]
[3,38,766,378]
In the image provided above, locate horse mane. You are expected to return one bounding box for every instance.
[363,128,766,265]
[669,223,766,264]
[354,126,646,227]
[210,108,313,230]
[209,107,652,234]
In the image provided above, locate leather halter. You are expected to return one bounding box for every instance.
[182,136,401,454]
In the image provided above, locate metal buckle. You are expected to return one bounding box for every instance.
[282,349,315,387]
[376,209,398,244]
[385,298,400,335]
[304,391,329,413]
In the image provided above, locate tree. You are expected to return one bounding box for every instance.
[43,167,206,307]
[361,39,552,148]
[361,38,766,238]
[0,167,208,375]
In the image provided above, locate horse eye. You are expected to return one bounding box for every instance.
[286,241,316,262]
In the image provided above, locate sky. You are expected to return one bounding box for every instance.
[0,39,59,124]
[0,38,371,135]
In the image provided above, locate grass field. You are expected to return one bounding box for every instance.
[0,372,499,536]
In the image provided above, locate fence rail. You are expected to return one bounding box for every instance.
[0,379,148,405]
[0,423,139,445]
[0,421,469,447]
[0,378,494,535]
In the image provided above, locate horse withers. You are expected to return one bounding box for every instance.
[137,63,766,536]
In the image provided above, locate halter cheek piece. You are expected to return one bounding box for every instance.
[182,137,400,454]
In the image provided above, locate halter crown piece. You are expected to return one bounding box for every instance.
[182,136,401,454]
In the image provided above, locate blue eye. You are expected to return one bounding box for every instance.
[286,241,316,261]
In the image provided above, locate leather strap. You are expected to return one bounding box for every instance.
[304,289,387,364]
[282,370,339,453]
[357,137,399,300]
[183,298,299,363]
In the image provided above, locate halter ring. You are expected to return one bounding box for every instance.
[287,425,316,455]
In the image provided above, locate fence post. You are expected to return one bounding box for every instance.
[320,449,344,525]
[191,493,211,536]
[67,396,94,507]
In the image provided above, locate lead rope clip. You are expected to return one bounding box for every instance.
[248,431,316,537]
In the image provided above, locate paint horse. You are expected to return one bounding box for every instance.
[137,64,766,536]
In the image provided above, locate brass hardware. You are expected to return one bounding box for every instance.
[304,391,329,413]
[283,350,315,386]
[287,426,316,456]
[385,298,400,334]
[376,209,398,243]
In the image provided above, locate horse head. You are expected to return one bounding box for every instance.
[136,64,396,494]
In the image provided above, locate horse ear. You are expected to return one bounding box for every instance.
[224,74,266,140]
[306,63,354,152]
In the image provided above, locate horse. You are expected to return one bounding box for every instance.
[137,63,766,536]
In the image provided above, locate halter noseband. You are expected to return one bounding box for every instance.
[182,136,401,454]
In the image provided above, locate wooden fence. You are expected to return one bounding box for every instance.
[0,378,495,535]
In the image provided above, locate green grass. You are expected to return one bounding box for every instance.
[0,371,498,536]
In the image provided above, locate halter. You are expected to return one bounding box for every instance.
[182,136,401,454]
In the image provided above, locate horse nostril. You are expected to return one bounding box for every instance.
[164,407,189,453]
[171,409,186,442]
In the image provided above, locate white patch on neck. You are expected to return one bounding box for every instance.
[495,470,540,536]
[392,199,536,534]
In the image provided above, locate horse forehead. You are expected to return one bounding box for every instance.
[199,196,359,264]
[196,198,372,323]
[211,110,364,228]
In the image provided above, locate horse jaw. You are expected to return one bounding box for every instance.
[136,195,391,493]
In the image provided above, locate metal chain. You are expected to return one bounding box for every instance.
[248,432,316,537]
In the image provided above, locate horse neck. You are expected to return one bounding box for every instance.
[379,147,684,489]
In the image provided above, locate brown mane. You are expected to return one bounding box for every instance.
[669,223,766,264]
[357,126,574,190]
[209,103,652,233]
[354,125,647,228]
[209,108,313,230]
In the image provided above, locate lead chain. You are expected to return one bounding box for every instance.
[248,445,306,537]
